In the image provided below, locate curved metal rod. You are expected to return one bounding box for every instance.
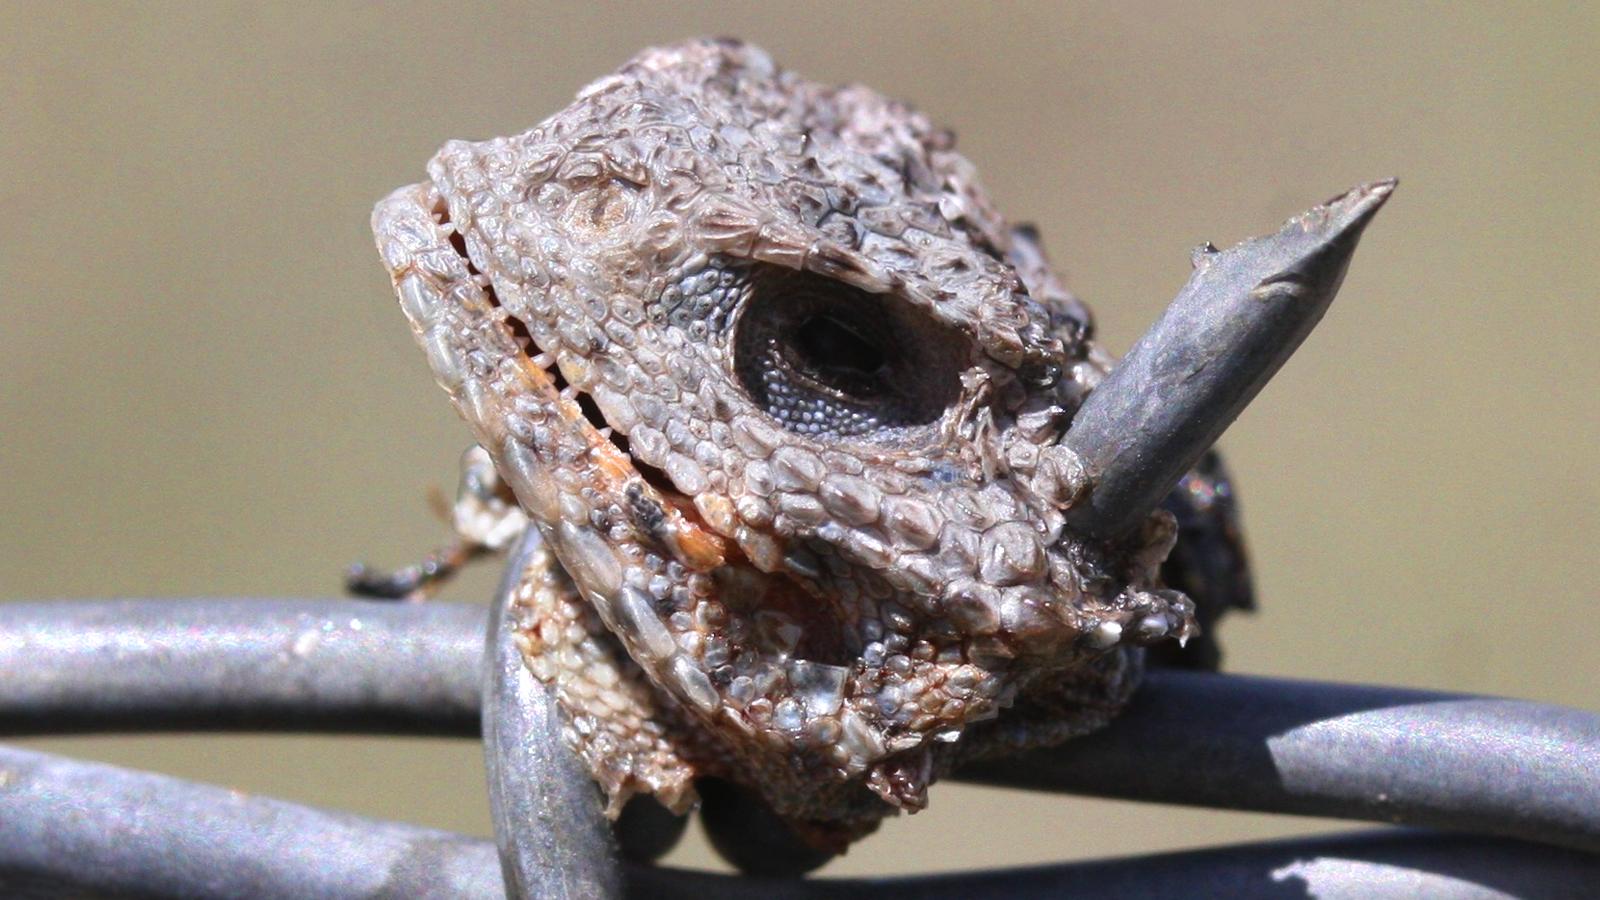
[960,669,1600,855]
[0,743,503,899]
[636,830,1600,899]
[0,744,1594,899]
[0,596,482,736]
[482,529,625,899]
[3,597,1598,856]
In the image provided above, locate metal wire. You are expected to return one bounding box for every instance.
[4,595,1599,861]
[1,746,1594,900]
[963,670,1600,855]
[633,830,1600,899]
[482,530,626,898]
[0,743,503,899]
[0,595,481,736]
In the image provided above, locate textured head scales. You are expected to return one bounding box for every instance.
[373,39,1194,845]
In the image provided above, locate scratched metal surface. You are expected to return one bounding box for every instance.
[2,1,1596,879]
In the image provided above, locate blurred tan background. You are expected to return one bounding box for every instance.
[3,0,1596,878]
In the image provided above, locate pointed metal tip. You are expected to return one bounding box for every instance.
[1345,176,1398,218]
[1064,179,1398,540]
[1305,178,1398,242]
[1249,177,1398,302]
[1345,176,1398,202]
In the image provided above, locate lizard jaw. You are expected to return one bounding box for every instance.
[374,179,731,574]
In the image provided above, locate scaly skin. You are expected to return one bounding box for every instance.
[371,39,1220,849]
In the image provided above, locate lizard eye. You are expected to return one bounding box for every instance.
[733,265,965,439]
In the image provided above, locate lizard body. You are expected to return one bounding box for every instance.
[370,39,1245,849]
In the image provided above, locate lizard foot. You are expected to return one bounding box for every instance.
[346,445,529,601]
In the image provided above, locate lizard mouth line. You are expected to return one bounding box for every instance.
[433,198,683,502]
[426,196,860,668]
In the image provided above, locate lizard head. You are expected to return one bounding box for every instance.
[373,39,1193,835]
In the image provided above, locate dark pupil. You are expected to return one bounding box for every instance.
[729,261,965,440]
[793,315,886,385]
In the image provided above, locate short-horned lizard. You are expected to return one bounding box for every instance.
[369,39,1247,850]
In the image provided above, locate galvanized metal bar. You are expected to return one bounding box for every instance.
[0,743,503,899]
[0,596,482,736]
[959,668,1600,855]
[4,597,1599,859]
[1064,180,1395,539]
[0,747,1592,900]
[632,830,1600,898]
[482,528,625,899]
